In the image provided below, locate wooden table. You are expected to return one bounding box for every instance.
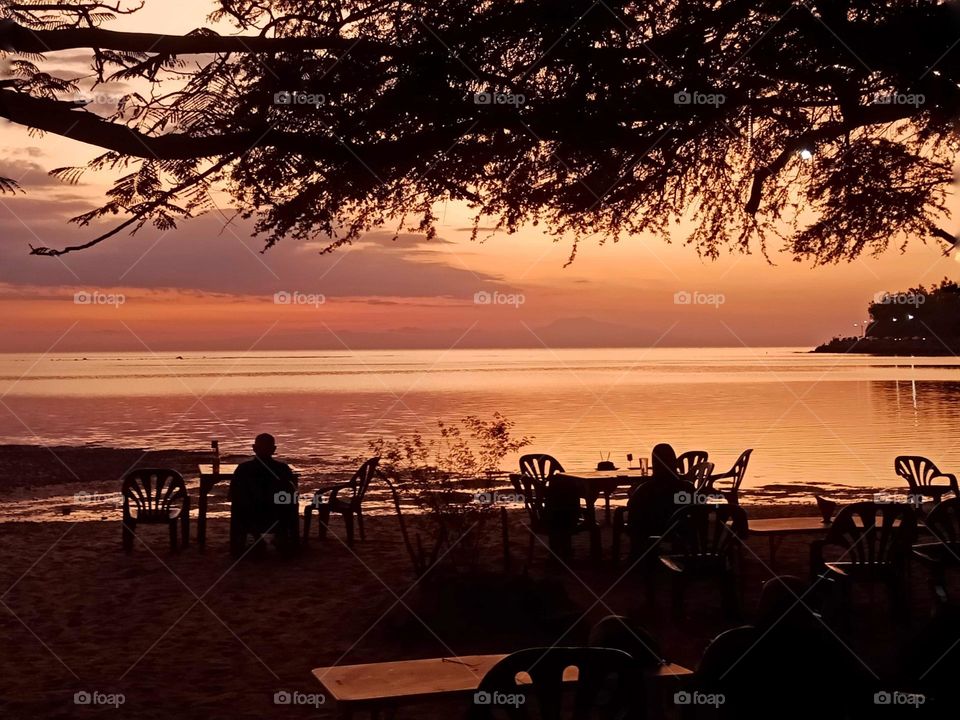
[553,469,650,526]
[749,515,829,565]
[509,469,647,559]
[197,464,238,546]
[312,654,692,719]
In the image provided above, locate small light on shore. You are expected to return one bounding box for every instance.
[799,149,813,161]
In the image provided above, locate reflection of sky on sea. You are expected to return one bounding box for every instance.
[1,348,958,499]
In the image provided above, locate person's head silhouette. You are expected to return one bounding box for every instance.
[650,443,678,480]
[756,575,811,630]
[253,433,276,460]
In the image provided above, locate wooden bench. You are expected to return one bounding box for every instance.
[312,653,692,719]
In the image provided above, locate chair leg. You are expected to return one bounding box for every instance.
[723,574,741,620]
[589,524,601,560]
[344,513,355,546]
[644,564,657,606]
[671,576,686,620]
[890,578,910,620]
[611,508,623,566]
[357,511,365,541]
[169,520,178,551]
[548,528,571,560]
[317,507,331,539]
[931,563,949,606]
[839,579,852,631]
[122,518,136,553]
[303,506,313,545]
[290,507,301,545]
[181,513,190,547]
[817,575,843,627]
[230,520,247,556]
[527,530,536,569]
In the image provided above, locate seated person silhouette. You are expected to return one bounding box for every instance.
[901,603,960,719]
[625,443,694,564]
[229,433,299,554]
[693,575,872,719]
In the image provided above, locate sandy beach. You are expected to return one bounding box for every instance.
[0,445,932,719]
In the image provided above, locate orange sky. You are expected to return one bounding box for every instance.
[0,1,958,352]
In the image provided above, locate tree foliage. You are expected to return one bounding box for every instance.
[869,277,960,340]
[1,0,959,262]
[366,413,531,576]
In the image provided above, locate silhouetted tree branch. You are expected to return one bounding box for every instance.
[0,0,958,263]
[0,17,397,54]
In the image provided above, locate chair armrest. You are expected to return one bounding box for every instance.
[709,470,735,481]
[942,473,960,494]
[646,534,668,556]
[311,481,354,504]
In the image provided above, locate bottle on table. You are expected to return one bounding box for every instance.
[211,439,220,476]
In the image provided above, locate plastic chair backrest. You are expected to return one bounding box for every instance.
[515,454,565,529]
[823,501,918,566]
[663,502,748,561]
[895,455,949,491]
[122,468,187,521]
[677,451,709,480]
[471,646,641,720]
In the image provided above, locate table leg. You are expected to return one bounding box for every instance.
[585,500,602,559]
[198,481,209,547]
[768,536,784,569]
[367,704,394,719]
[604,493,612,526]
[198,476,220,547]
[501,507,511,572]
[585,498,598,527]
[590,531,601,559]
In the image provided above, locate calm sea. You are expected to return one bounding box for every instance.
[0,347,957,492]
